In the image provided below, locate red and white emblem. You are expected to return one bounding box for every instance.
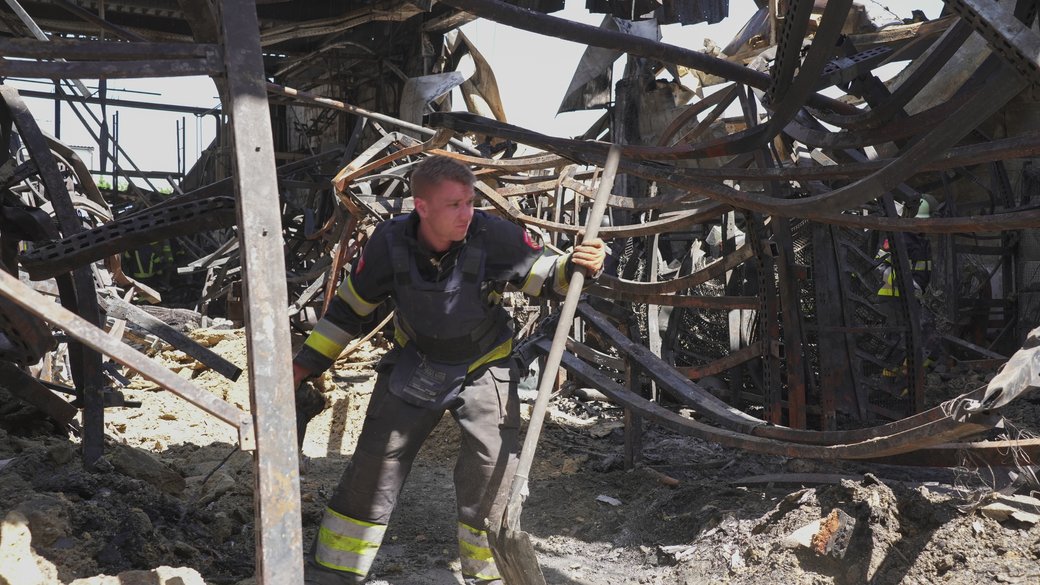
[522,229,543,251]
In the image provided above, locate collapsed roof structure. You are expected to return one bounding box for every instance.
[2,0,1040,582]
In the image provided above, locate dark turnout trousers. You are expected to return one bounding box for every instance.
[310,361,520,583]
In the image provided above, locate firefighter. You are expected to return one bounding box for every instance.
[876,197,939,383]
[876,198,933,298]
[122,240,175,283]
[292,155,606,585]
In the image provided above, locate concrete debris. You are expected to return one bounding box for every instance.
[658,544,699,564]
[67,566,207,585]
[783,508,857,559]
[978,494,1040,525]
[782,520,818,550]
[811,508,856,558]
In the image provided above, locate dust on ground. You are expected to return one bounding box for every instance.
[1,327,1039,585]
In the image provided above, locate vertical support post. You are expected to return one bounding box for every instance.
[218,1,303,583]
[53,80,61,140]
[880,194,925,414]
[621,320,642,470]
[773,218,808,428]
[0,85,106,466]
[811,223,860,428]
[750,213,783,424]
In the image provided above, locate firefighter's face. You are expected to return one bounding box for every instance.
[415,179,475,252]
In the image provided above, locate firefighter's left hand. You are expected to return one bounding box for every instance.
[572,237,606,276]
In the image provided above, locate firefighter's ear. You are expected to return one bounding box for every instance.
[413,195,427,218]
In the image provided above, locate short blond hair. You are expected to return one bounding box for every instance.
[410,156,475,199]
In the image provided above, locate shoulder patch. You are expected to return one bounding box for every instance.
[355,253,366,275]
[522,229,543,251]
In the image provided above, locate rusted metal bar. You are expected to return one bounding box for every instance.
[20,197,237,281]
[673,342,763,380]
[218,0,303,582]
[0,37,218,60]
[586,290,758,310]
[100,295,242,382]
[320,214,358,317]
[266,83,479,155]
[811,224,862,426]
[0,362,77,426]
[476,181,731,239]
[596,245,755,295]
[0,269,254,445]
[0,83,107,465]
[564,338,626,371]
[436,0,857,115]
[942,333,1007,360]
[867,437,1040,468]
[773,218,808,428]
[0,59,222,79]
[540,337,998,460]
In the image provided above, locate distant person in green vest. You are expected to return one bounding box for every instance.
[123,240,175,286]
[876,197,940,386]
[876,198,933,298]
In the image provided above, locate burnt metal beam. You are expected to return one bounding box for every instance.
[14,88,218,115]
[218,0,303,583]
[100,295,242,382]
[0,361,77,426]
[0,58,223,79]
[437,0,857,115]
[0,83,107,465]
[537,337,998,460]
[0,269,254,444]
[20,196,237,281]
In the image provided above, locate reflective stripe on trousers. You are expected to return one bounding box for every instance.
[314,507,387,577]
[458,521,500,581]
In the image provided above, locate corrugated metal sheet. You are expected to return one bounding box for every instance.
[583,0,729,24]
[660,0,728,25]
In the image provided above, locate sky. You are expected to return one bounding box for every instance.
[8,0,943,188]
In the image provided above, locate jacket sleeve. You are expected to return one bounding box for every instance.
[293,224,393,375]
[484,217,578,300]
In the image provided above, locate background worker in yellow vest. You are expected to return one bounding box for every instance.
[123,240,175,286]
[876,198,933,298]
[876,197,939,384]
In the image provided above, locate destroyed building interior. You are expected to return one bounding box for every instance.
[1,0,1039,584]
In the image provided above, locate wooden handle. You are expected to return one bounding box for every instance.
[505,144,621,511]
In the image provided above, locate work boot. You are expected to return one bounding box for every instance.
[295,380,328,448]
[304,557,366,585]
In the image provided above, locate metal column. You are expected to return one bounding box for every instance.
[218,0,304,582]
